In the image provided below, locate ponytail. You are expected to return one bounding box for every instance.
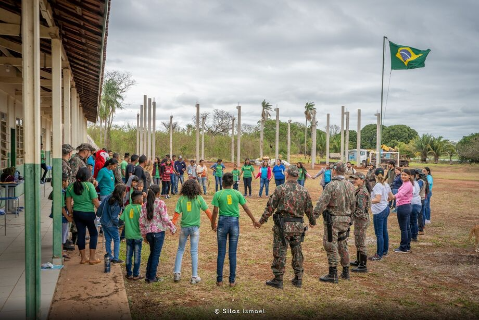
[73,167,90,195]
[146,184,160,221]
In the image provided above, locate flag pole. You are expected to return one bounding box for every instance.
[378,35,387,168]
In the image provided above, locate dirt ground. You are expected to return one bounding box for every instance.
[121,161,479,319]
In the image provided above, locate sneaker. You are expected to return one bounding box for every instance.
[394,248,409,253]
[369,254,382,261]
[425,220,431,224]
[111,259,124,264]
[174,273,181,282]
[145,277,163,283]
[191,276,201,284]
[383,252,388,257]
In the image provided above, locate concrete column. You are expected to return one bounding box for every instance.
[287,120,291,163]
[340,106,345,162]
[357,109,361,167]
[22,0,42,316]
[51,38,63,262]
[143,95,147,155]
[169,115,173,159]
[311,110,317,169]
[196,104,200,162]
[201,115,205,160]
[136,113,139,155]
[7,97,16,167]
[71,88,77,147]
[63,69,71,144]
[376,112,381,168]
[231,117,235,164]
[147,98,152,160]
[326,114,330,165]
[45,118,51,155]
[236,105,241,167]
[275,107,279,161]
[152,101,156,159]
[79,107,83,143]
[84,117,87,142]
[345,111,350,163]
[139,105,143,155]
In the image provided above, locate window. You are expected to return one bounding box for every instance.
[16,118,23,165]
[1,113,7,167]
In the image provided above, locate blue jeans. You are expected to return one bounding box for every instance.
[126,239,143,277]
[373,207,390,257]
[243,177,252,196]
[73,211,98,250]
[198,177,207,194]
[275,178,285,186]
[397,204,412,251]
[233,181,239,190]
[178,174,185,185]
[145,232,165,281]
[424,191,432,221]
[174,226,200,277]
[297,179,305,186]
[102,225,120,260]
[419,200,426,231]
[411,204,421,240]
[215,176,223,191]
[171,174,178,194]
[217,216,239,283]
[259,178,269,196]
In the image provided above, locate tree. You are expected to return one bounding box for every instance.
[100,70,135,148]
[396,141,416,159]
[413,134,434,163]
[161,121,179,132]
[457,133,479,163]
[361,124,385,149]
[444,141,457,164]
[428,136,449,164]
[304,102,315,155]
[382,125,419,146]
[260,100,272,158]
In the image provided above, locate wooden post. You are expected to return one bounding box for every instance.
[345,111,350,163]
[326,113,330,165]
[357,109,361,167]
[287,120,291,163]
[275,107,279,161]
[340,106,345,162]
[311,110,317,169]
[236,105,241,167]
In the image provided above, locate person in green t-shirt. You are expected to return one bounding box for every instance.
[211,173,260,286]
[121,153,130,183]
[120,190,144,280]
[210,159,226,192]
[65,167,101,265]
[40,143,48,184]
[240,158,254,197]
[296,162,311,187]
[172,180,213,284]
[153,157,161,186]
[232,163,240,191]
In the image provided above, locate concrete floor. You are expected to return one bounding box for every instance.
[0,184,60,319]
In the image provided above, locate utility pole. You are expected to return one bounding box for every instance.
[170,115,173,159]
[231,117,235,164]
[139,105,143,155]
[340,106,345,162]
[143,95,147,155]
[147,98,152,159]
[311,110,317,169]
[376,112,381,168]
[287,120,291,163]
[236,105,241,167]
[136,113,139,155]
[326,113,330,165]
[357,109,361,167]
[201,115,206,160]
[345,111,350,163]
[152,100,156,159]
[275,107,279,161]
[196,103,200,162]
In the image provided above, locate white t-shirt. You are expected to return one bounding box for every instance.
[371,182,391,214]
[411,181,421,205]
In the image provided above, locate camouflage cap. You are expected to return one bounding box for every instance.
[62,144,74,155]
[286,165,299,177]
[351,172,366,180]
[76,143,95,152]
[332,161,347,174]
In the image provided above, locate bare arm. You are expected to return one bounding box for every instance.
[66,197,73,217]
[211,206,219,231]
[92,198,100,209]
[371,194,382,204]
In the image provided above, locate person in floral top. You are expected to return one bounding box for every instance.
[140,184,176,283]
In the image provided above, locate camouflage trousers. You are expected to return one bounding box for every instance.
[271,226,304,279]
[323,216,351,268]
[353,217,369,255]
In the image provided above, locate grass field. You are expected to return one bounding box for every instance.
[119,162,479,319]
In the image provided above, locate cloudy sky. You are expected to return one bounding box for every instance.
[105,0,479,141]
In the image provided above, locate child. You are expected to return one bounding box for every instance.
[162,159,174,198]
[210,159,226,192]
[231,164,240,191]
[124,175,139,206]
[255,159,272,197]
[211,173,260,287]
[172,180,213,284]
[196,160,208,195]
[120,191,144,280]
[296,162,310,187]
[140,185,176,283]
[54,173,73,261]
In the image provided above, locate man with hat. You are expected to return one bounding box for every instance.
[69,143,97,185]
[258,165,316,289]
[313,162,356,283]
[62,144,74,182]
[349,172,371,273]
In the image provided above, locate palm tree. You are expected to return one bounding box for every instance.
[304,102,316,155]
[444,141,457,164]
[413,134,433,163]
[260,99,272,158]
[101,78,123,148]
[428,136,449,164]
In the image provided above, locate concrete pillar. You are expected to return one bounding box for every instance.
[22,0,42,316]
[45,118,51,155]
[311,110,317,169]
[231,117,235,164]
[345,111,350,163]
[147,98,152,160]
[169,115,173,159]
[78,106,83,143]
[201,115,205,160]
[236,105,241,167]
[340,106,345,162]
[275,107,279,161]
[152,101,156,159]
[287,120,291,163]
[136,113,139,155]
[357,109,361,167]
[139,105,143,155]
[63,69,71,144]
[84,117,87,142]
[143,95,147,155]
[376,112,381,168]
[326,114,330,165]
[196,104,200,162]
[71,88,77,147]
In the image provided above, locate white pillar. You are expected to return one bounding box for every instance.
[340,106,345,162]
[236,105,241,167]
[357,109,361,167]
[139,105,143,155]
[201,115,205,160]
[71,88,78,147]
[45,118,51,154]
[147,98,152,160]
[152,101,156,159]
[143,95,147,155]
[78,106,83,143]
[311,110,317,169]
[376,112,381,168]
[136,113,140,155]
[63,69,71,144]
[275,107,279,161]
[287,120,291,163]
[169,115,173,159]
[345,111,350,163]
[196,104,200,162]
[231,117,235,164]
[326,113,330,165]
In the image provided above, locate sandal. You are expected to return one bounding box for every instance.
[80,260,90,264]
[89,259,101,265]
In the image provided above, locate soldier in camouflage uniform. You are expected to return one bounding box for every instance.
[62,144,74,182]
[366,164,376,189]
[259,165,316,289]
[313,162,356,283]
[350,172,371,273]
[69,143,96,184]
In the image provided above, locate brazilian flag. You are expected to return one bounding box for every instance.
[389,41,431,70]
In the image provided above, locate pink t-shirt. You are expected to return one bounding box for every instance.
[396,180,413,206]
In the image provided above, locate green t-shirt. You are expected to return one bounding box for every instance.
[232,169,240,182]
[65,182,98,212]
[241,165,254,178]
[211,189,246,217]
[214,164,224,177]
[175,195,208,228]
[154,164,160,178]
[41,150,46,164]
[120,160,128,178]
[298,168,306,181]
[120,204,142,240]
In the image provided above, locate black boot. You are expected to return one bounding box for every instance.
[266,275,283,289]
[352,253,368,273]
[350,251,360,267]
[291,275,302,288]
[341,266,350,280]
[319,267,338,283]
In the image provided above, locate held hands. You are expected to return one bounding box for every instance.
[253,220,262,229]
[211,223,217,232]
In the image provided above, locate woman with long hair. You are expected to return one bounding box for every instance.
[140,184,176,283]
[152,157,161,186]
[162,158,174,198]
[99,184,127,263]
[296,162,311,186]
[96,158,118,201]
[423,167,433,224]
[410,170,422,242]
[66,167,101,264]
[272,159,286,186]
[255,159,272,197]
[240,158,254,197]
[144,160,153,189]
[172,180,213,284]
[391,169,414,253]
[196,159,208,195]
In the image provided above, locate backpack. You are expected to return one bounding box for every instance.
[324,169,331,183]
